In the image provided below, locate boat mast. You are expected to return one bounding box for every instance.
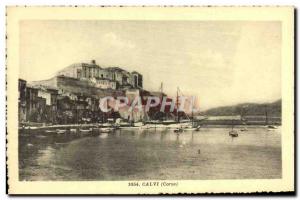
[160,82,164,120]
[160,82,163,96]
[192,107,194,127]
[176,87,179,123]
[265,105,268,125]
[131,104,134,125]
[191,97,194,127]
[231,110,234,131]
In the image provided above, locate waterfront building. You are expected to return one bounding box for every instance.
[18,79,27,123]
[32,85,58,123]
[34,86,58,107]
[35,97,47,122]
[25,86,41,122]
[243,115,281,125]
[203,115,243,125]
[56,95,77,124]
[18,83,59,124]
[119,89,173,122]
[59,91,78,101]
[121,89,146,122]
[18,60,157,124]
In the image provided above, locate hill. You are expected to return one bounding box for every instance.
[201,99,281,116]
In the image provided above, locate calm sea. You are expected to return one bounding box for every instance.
[19,126,281,181]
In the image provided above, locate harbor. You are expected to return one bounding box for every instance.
[17,59,282,181]
[16,24,282,182]
[19,126,281,181]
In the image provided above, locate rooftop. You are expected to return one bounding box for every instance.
[28,84,58,92]
[105,66,127,72]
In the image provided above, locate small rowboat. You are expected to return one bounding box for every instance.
[56,129,67,134]
[80,128,92,134]
[45,130,56,133]
[174,128,183,133]
[99,127,114,133]
[229,130,238,137]
[185,125,201,131]
[70,128,77,133]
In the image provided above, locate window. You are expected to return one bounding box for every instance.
[122,76,128,84]
[138,75,143,88]
[134,75,138,87]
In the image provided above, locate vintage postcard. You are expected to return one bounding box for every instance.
[6,6,294,194]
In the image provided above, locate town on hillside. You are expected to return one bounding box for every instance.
[18,60,187,126]
[18,59,281,128]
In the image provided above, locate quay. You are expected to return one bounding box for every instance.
[19,121,281,136]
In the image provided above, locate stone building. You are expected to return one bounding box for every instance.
[55,60,143,90]
[18,82,59,123]
[56,91,77,123]
[21,60,148,124]
[25,86,40,122]
[30,75,125,100]
[18,79,27,123]
[28,85,58,123]
[89,77,117,90]
[131,71,143,89]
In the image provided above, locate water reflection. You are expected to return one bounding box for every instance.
[19,127,282,181]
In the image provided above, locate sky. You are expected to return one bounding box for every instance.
[20,20,281,110]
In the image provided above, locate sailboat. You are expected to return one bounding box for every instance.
[143,85,201,131]
[229,117,238,137]
[182,102,201,131]
[143,84,182,130]
[239,106,248,132]
[265,105,277,130]
[173,87,184,133]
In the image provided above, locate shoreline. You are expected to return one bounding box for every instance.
[18,123,281,130]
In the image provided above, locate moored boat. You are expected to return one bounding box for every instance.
[56,129,67,134]
[79,128,92,135]
[184,125,201,131]
[267,125,277,129]
[240,127,248,132]
[45,129,57,134]
[99,127,115,133]
[265,106,277,131]
[102,123,112,127]
[229,115,238,137]
[174,128,184,133]
[229,130,238,137]
[195,125,201,131]
[70,128,77,133]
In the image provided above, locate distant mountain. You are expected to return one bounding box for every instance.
[201,99,281,116]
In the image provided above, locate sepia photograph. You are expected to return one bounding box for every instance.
[6,6,294,194]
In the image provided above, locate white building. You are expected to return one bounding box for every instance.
[56,60,143,90]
